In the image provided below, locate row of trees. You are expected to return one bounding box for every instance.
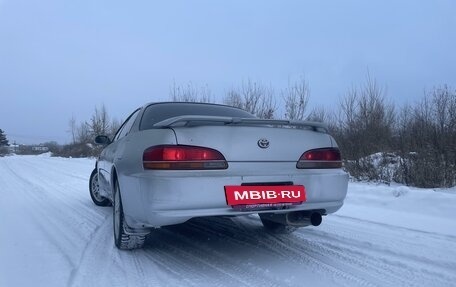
[68,104,121,144]
[327,80,456,188]
[61,78,311,158]
[169,77,456,188]
[395,86,456,187]
[56,77,454,188]
[171,78,315,121]
[55,105,121,157]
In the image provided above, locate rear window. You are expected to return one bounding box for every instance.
[140,102,255,130]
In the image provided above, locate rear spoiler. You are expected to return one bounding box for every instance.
[153,115,328,132]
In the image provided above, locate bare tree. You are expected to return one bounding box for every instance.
[336,75,394,159]
[76,121,91,144]
[61,105,121,157]
[429,86,456,187]
[338,87,358,131]
[332,74,396,182]
[170,81,213,103]
[283,76,310,120]
[224,79,276,119]
[68,116,77,144]
[88,104,110,137]
[333,87,358,159]
[68,104,113,144]
[255,84,276,119]
[307,106,331,123]
[109,118,122,139]
[224,89,243,109]
[241,80,262,114]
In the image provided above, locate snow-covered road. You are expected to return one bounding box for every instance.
[1,155,455,287]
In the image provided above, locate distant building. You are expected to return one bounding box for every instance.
[8,144,19,153]
[31,146,49,152]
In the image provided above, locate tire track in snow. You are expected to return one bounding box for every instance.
[5,160,97,234]
[188,216,375,287]
[8,156,97,208]
[144,232,266,287]
[138,216,367,287]
[141,245,208,287]
[244,214,456,287]
[0,158,80,268]
[1,156,109,273]
[6,156,105,226]
[144,243,238,287]
[67,215,157,287]
[136,219,299,287]
[67,216,114,287]
[198,214,454,287]
[307,216,456,286]
[67,215,181,287]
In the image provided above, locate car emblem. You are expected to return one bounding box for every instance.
[257,138,270,149]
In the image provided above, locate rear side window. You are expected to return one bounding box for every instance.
[113,109,140,141]
[140,103,255,130]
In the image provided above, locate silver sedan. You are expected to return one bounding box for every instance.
[89,102,349,249]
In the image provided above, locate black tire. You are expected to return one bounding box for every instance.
[89,169,111,206]
[259,214,297,234]
[113,180,146,250]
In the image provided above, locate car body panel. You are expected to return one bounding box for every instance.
[124,166,348,228]
[171,125,333,162]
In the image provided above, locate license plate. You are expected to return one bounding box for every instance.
[224,185,306,206]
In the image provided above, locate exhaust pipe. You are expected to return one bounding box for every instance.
[288,211,322,227]
[260,211,323,227]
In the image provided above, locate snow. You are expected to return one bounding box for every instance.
[1,155,456,287]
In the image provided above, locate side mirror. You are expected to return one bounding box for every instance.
[95,135,111,145]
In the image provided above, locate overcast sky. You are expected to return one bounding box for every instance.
[1,0,455,144]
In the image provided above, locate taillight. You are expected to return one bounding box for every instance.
[296,148,342,169]
[143,145,228,170]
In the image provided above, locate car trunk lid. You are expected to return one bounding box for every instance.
[170,125,333,162]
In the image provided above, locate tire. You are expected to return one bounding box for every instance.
[89,169,110,206]
[259,214,297,234]
[113,180,147,250]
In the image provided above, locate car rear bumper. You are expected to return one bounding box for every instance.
[118,166,349,229]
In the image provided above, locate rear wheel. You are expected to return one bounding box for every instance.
[259,214,297,234]
[89,169,110,206]
[113,180,147,250]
